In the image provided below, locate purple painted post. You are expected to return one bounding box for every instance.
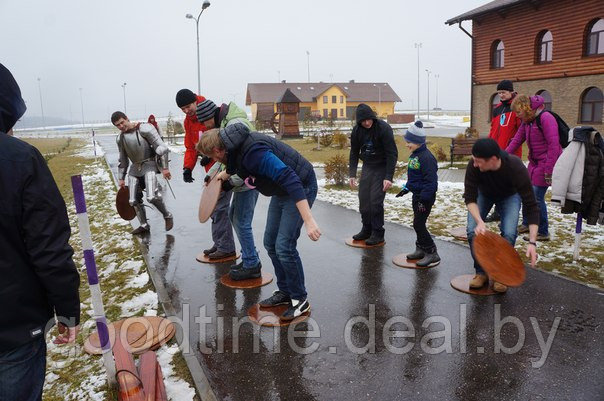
[573,213,583,260]
[71,175,117,387]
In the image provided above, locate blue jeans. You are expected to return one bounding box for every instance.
[523,185,548,236]
[229,190,260,269]
[263,180,318,301]
[0,337,46,401]
[467,191,521,274]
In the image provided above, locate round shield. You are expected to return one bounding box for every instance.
[198,177,222,223]
[116,186,136,221]
[474,231,526,287]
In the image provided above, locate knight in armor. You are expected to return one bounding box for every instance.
[111,111,173,235]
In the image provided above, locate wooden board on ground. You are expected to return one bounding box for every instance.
[344,237,385,248]
[198,177,222,223]
[196,252,240,264]
[448,226,467,241]
[392,254,438,269]
[247,304,310,327]
[220,272,273,289]
[474,231,526,287]
[116,186,136,221]
[450,274,497,296]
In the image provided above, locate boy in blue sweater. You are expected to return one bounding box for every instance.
[401,121,440,266]
[197,125,320,321]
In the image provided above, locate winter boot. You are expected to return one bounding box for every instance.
[416,251,441,267]
[406,247,425,260]
[365,232,385,246]
[352,227,372,241]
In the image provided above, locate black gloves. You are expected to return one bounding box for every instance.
[183,168,194,183]
[221,180,234,192]
[199,156,211,167]
[396,186,410,198]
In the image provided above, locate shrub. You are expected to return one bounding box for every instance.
[173,121,184,135]
[319,133,333,147]
[428,143,448,162]
[332,130,348,149]
[324,154,348,186]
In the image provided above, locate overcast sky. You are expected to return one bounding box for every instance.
[1,0,486,123]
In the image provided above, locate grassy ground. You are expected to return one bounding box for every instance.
[20,137,197,401]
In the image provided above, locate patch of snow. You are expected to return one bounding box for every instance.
[156,344,197,401]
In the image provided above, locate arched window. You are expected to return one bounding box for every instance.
[585,18,604,56]
[491,40,505,68]
[537,30,553,63]
[580,87,603,123]
[536,90,552,111]
[489,93,501,121]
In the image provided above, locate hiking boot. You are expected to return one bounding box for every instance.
[131,224,150,235]
[203,245,217,256]
[229,261,244,271]
[523,234,550,242]
[352,229,371,241]
[493,281,508,293]
[208,250,236,260]
[469,274,488,289]
[164,214,174,231]
[365,233,385,246]
[230,262,262,281]
[280,299,310,321]
[484,210,500,223]
[406,247,425,260]
[259,290,291,307]
[416,251,441,267]
[517,225,529,234]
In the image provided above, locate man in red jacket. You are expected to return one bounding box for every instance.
[484,79,522,222]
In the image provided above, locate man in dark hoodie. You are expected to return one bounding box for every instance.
[349,103,398,245]
[0,64,80,400]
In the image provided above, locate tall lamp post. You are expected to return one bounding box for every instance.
[306,50,310,83]
[434,74,440,110]
[373,83,387,117]
[414,43,422,119]
[121,82,127,114]
[37,77,45,129]
[425,69,431,121]
[186,0,211,94]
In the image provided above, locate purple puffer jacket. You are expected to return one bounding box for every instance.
[506,96,562,187]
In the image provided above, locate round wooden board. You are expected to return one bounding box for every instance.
[450,274,498,296]
[116,186,136,221]
[220,272,273,289]
[392,254,438,269]
[448,226,468,241]
[345,237,385,248]
[247,304,310,327]
[196,252,240,264]
[84,320,146,355]
[198,177,222,223]
[474,231,525,287]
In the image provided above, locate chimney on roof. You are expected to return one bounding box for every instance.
[281,80,286,83]
[349,79,355,83]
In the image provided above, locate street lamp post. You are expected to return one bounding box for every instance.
[414,43,422,119]
[306,50,310,83]
[434,74,440,110]
[79,88,85,129]
[37,77,45,129]
[425,69,431,121]
[121,82,127,114]
[373,83,387,117]
[186,0,211,94]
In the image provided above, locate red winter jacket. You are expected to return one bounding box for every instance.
[183,95,214,172]
[488,98,522,158]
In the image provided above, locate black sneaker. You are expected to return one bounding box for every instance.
[280,299,310,321]
[365,233,385,246]
[230,262,262,281]
[484,210,500,223]
[415,251,441,267]
[208,250,236,260]
[131,225,150,235]
[203,245,217,255]
[406,247,425,260]
[259,290,291,307]
[229,261,244,271]
[352,229,371,241]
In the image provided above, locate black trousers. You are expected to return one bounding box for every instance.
[358,164,386,234]
[412,194,436,253]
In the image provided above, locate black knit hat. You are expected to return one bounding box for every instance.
[175,89,197,107]
[496,79,514,92]
[472,138,501,159]
[196,99,218,122]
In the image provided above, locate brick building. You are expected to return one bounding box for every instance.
[447,0,604,134]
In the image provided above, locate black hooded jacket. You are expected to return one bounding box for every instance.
[0,64,80,351]
[349,104,398,180]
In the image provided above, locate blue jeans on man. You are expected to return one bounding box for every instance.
[522,185,548,236]
[229,189,260,269]
[467,191,521,274]
[263,179,317,301]
[0,337,46,401]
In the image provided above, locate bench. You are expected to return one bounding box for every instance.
[450,138,478,167]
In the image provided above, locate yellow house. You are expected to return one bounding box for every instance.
[246,81,401,123]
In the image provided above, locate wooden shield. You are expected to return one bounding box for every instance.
[474,231,526,287]
[116,186,136,221]
[198,176,222,223]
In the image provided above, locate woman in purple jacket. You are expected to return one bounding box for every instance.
[506,95,562,241]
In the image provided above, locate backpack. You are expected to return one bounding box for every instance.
[535,110,570,148]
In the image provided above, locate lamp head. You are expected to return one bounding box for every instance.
[202,0,210,10]
[186,13,193,19]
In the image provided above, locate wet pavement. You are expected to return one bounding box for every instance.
[96,134,603,401]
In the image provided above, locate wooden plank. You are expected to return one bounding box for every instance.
[138,351,157,401]
[113,336,145,401]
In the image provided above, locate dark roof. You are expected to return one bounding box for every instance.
[277,88,301,103]
[246,82,401,105]
[445,0,526,25]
